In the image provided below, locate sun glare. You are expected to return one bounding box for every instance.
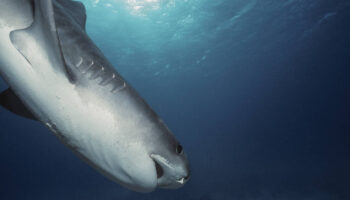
[88,0,176,16]
[126,0,163,15]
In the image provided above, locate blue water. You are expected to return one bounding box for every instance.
[1,0,349,199]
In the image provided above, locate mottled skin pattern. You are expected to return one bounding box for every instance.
[0,0,190,192]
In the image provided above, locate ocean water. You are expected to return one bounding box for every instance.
[0,0,349,199]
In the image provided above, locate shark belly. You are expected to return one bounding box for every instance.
[1,26,157,191]
[0,24,125,184]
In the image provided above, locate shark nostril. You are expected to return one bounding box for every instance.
[184,175,190,181]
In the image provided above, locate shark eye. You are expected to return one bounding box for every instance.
[176,144,183,155]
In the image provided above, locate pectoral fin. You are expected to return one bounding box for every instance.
[9,0,75,82]
[0,88,37,121]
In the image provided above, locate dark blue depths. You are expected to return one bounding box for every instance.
[0,0,349,199]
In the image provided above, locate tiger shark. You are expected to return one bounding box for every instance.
[0,0,189,192]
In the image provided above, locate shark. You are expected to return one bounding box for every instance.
[0,0,190,192]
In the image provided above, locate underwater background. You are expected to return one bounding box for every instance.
[0,0,349,199]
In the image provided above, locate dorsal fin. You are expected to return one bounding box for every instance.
[9,0,75,82]
[54,0,87,31]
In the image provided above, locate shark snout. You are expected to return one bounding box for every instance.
[150,153,190,189]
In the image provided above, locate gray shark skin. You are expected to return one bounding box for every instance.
[0,0,190,192]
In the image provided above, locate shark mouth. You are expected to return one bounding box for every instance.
[150,154,170,180]
[151,154,189,188]
[153,159,164,179]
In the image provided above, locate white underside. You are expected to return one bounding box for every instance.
[0,22,157,192]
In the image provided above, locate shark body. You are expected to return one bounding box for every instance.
[0,0,189,192]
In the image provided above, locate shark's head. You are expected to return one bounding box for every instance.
[88,88,191,193]
[150,140,190,189]
[151,141,190,189]
[135,113,190,191]
[110,117,190,192]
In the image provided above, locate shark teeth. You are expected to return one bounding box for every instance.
[176,178,185,184]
